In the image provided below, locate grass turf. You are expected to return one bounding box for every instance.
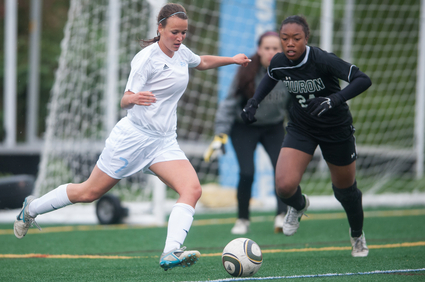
[1,207,425,281]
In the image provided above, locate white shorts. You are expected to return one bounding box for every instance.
[97,117,187,179]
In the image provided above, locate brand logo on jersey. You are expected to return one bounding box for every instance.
[163,64,169,70]
[283,78,325,94]
[180,62,186,67]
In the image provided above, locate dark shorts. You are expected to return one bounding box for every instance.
[282,124,357,166]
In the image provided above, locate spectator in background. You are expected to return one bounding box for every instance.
[204,31,289,235]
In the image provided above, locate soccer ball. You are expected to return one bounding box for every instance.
[222,238,263,277]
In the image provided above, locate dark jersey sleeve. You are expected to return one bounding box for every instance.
[251,74,278,104]
[317,51,359,83]
[267,52,288,81]
[315,48,372,104]
[333,70,372,103]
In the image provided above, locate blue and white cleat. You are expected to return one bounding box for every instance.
[14,196,41,239]
[159,246,201,271]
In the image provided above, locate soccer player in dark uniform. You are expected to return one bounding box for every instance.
[241,15,372,257]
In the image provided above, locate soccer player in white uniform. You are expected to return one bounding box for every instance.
[14,3,250,271]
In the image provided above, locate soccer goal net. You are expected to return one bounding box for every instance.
[35,0,425,223]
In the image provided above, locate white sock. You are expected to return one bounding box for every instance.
[28,184,72,217]
[163,203,195,254]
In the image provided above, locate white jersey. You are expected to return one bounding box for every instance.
[125,42,201,135]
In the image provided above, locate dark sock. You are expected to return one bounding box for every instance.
[280,186,305,211]
[237,174,254,220]
[332,181,364,238]
[350,228,363,238]
[276,190,288,215]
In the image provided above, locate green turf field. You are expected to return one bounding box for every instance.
[1,208,425,281]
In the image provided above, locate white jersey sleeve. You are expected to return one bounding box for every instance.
[125,48,154,93]
[178,44,201,68]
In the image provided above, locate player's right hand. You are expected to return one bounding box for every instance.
[133,91,156,106]
[233,54,251,67]
[241,98,258,124]
[203,133,228,162]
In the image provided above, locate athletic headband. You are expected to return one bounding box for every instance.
[158,11,187,24]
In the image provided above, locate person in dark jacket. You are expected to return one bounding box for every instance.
[205,31,289,234]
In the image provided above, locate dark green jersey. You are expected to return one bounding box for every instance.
[268,46,359,134]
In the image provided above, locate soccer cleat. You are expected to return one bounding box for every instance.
[159,246,201,271]
[282,194,310,236]
[274,213,286,233]
[14,196,41,239]
[350,229,369,257]
[231,218,250,235]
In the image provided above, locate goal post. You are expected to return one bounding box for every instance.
[415,0,425,179]
[34,0,164,224]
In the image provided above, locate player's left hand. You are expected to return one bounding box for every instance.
[306,94,344,117]
[241,98,259,124]
[233,54,251,67]
[306,97,333,117]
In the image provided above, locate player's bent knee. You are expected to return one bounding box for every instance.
[275,185,296,199]
[192,184,202,201]
[276,179,298,199]
[332,181,361,203]
[179,184,202,200]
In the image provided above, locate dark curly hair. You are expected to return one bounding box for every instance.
[280,15,310,39]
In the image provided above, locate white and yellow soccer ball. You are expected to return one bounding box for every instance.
[222,238,263,277]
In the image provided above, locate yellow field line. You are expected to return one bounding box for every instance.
[1,209,424,236]
[0,253,142,259]
[201,241,425,257]
[2,241,424,260]
[194,209,425,226]
[0,223,159,235]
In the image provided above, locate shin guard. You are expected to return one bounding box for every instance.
[333,181,364,237]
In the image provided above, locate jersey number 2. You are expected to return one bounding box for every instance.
[296,94,315,108]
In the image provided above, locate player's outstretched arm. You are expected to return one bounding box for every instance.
[195,54,251,70]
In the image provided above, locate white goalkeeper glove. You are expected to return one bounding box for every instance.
[203,133,228,162]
